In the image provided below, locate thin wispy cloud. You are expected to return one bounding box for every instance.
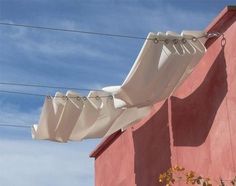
[0,1,232,186]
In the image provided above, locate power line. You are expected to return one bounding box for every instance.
[0,22,148,40]
[0,82,101,92]
[0,122,31,128]
[0,90,46,98]
[0,22,220,41]
[0,89,114,99]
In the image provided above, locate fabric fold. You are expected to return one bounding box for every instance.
[69,92,100,141]
[32,92,66,141]
[32,30,207,142]
[54,91,84,142]
[81,91,124,139]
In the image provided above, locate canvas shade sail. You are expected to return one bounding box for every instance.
[103,31,207,108]
[32,30,207,142]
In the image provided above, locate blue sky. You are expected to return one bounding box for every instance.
[0,1,234,185]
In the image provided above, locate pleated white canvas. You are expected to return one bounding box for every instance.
[79,91,123,139]
[32,92,66,141]
[104,106,151,137]
[69,92,100,141]
[103,31,207,108]
[54,91,84,142]
[32,30,207,142]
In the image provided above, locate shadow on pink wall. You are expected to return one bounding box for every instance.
[132,101,171,185]
[171,48,227,146]
[131,46,228,185]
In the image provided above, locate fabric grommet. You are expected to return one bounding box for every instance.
[62,96,68,100]
[192,37,197,42]
[164,39,169,44]
[46,96,51,100]
[181,38,187,43]
[153,38,159,44]
[83,96,87,101]
[76,97,81,101]
[173,39,178,44]
[95,96,100,100]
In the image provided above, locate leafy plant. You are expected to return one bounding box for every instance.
[159,166,235,186]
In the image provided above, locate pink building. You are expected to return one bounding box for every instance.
[90,6,236,186]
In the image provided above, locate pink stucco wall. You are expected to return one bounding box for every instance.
[90,6,236,186]
[170,6,236,180]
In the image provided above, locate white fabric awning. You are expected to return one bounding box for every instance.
[32,31,207,142]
